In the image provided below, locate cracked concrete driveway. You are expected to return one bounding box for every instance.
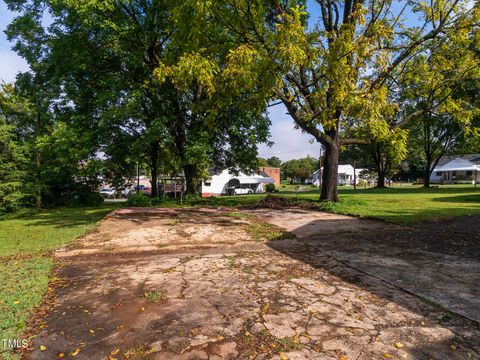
[26,207,480,360]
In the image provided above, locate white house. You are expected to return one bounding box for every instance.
[200,169,275,197]
[311,164,366,186]
[430,155,480,184]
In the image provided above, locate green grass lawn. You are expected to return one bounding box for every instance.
[0,205,116,359]
[186,184,480,224]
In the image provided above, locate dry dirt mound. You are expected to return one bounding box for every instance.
[250,195,296,209]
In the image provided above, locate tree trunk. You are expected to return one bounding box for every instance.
[376,172,386,188]
[423,171,431,188]
[373,144,388,189]
[183,164,198,195]
[150,141,159,197]
[320,136,340,202]
[35,111,41,208]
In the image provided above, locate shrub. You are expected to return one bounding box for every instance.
[265,183,276,193]
[127,194,152,207]
[182,193,202,203]
[43,183,103,207]
[357,180,368,188]
[0,182,30,215]
[74,190,104,206]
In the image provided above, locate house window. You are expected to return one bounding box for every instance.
[452,171,457,176]
[435,172,442,176]
[204,182,211,186]
[466,171,473,176]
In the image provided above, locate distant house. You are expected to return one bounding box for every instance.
[200,169,276,197]
[430,155,480,184]
[311,164,366,186]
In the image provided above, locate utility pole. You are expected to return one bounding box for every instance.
[318,144,323,194]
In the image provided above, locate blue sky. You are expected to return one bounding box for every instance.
[0,1,30,83]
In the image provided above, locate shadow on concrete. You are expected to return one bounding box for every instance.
[264,211,480,358]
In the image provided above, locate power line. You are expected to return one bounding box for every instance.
[259,147,320,157]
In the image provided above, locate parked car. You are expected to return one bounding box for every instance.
[233,187,254,195]
[99,188,115,199]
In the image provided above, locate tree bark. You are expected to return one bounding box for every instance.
[376,172,386,188]
[320,133,340,202]
[35,111,41,208]
[183,164,198,195]
[423,169,431,188]
[150,141,159,197]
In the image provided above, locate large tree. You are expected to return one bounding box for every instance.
[215,0,478,201]
[0,84,32,213]
[400,29,480,187]
[6,0,271,196]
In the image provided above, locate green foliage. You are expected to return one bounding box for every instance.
[214,0,478,201]
[357,179,368,188]
[0,85,32,214]
[399,25,480,184]
[265,183,276,193]
[266,156,282,168]
[281,156,318,181]
[127,194,152,207]
[257,158,269,167]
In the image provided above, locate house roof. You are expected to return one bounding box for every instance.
[312,165,364,176]
[435,155,480,172]
[437,154,480,166]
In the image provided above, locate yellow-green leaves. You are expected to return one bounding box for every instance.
[275,6,309,68]
[154,53,219,97]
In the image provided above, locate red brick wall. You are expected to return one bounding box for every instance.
[258,167,281,188]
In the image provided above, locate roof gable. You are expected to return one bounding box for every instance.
[437,157,480,171]
[437,154,480,166]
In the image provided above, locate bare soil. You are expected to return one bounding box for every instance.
[23,207,480,360]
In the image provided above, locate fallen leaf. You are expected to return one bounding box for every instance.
[383,354,393,358]
[13,300,20,305]
[140,307,145,312]
[394,342,405,349]
[89,329,95,334]
[110,348,120,355]
[450,344,457,350]
[71,348,81,356]
[339,356,348,360]
[57,353,65,359]
[40,345,47,351]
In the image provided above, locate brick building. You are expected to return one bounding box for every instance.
[258,167,281,188]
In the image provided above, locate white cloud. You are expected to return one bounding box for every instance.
[258,104,321,161]
[0,50,29,83]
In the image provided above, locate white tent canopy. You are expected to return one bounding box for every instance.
[231,176,275,184]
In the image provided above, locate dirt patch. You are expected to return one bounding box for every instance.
[23,207,480,360]
[59,208,259,256]
[249,195,296,209]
